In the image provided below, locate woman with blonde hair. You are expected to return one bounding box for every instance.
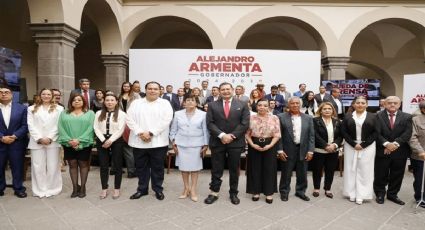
[28,88,64,198]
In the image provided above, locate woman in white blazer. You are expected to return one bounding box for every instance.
[170,94,209,202]
[28,88,64,198]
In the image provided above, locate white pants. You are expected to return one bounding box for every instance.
[31,147,62,197]
[343,142,376,200]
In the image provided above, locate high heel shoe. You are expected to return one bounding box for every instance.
[78,186,86,198]
[265,197,273,204]
[99,190,108,200]
[252,195,260,202]
[112,189,120,200]
[70,185,81,198]
[325,191,333,199]
[179,189,190,199]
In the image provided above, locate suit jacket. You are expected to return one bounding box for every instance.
[235,95,249,104]
[70,88,96,108]
[160,94,170,101]
[324,96,345,116]
[293,91,304,97]
[184,88,192,97]
[169,109,209,147]
[341,112,377,149]
[410,114,425,160]
[206,98,250,148]
[375,110,412,159]
[200,89,211,98]
[204,96,220,105]
[277,112,315,161]
[0,102,28,151]
[265,93,286,112]
[313,117,343,150]
[27,105,64,149]
[279,91,291,103]
[314,93,331,106]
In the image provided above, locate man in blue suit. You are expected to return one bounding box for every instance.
[0,86,28,198]
[265,85,286,113]
[165,85,180,111]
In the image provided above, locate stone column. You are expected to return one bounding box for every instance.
[321,56,350,80]
[101,55,128,95]
[30,23,81,104]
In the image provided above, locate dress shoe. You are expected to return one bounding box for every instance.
[155,192,165,200]
[252,195,260,202]
[387,196,405,205]
[280,193,288,201]
[266,198,273,204]
[295,193,310,201]
[0,191,4,196]
[127,172,136,178]
[70,185,81,198]
[190,195,198,202]
[312,191,319,197]
[376,195,385,204]
[130,191,148,200]
[349,197,355,202]
[14,191,27,198]
[230,194,240,205]
[204,194,218,204]
[325,191,334,199]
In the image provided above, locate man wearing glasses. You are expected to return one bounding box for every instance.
[0,86,28,198]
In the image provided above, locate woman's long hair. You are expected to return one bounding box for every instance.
[32,88,57,114]
[301,91,315,108]
[98,95,119,122]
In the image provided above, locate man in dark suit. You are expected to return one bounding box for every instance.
[200,80,212,98]
[277,96,315,202]
[204,86,220,104]
[278,83,291,104]
[70,78,96,109]
[204,82,250,205]
[0,86,28,198]
[234,85,249,104]
[265,85,286,113]
[374,96,412,205]
[159,86,170,101]
[324,88,344,120]
[314,85,331,106]
[174,88,185,111]
[183,81,192,97]
[268,99,280,115]
[165,85,179,110]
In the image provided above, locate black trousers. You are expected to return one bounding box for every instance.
[133,146,168,194]
[209,145,244,195]
[411,158,425,202]
[96,138,124,190]
[246,138,277,196]
[279,146,308,195]
[373,156,407,198]
[311,152,338,190]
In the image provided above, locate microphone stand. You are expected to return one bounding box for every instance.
[416,160,425,209]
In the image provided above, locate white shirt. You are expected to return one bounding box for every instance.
[291,114,302,144]
[94,110,127,143]
[218,97,233,139]
[314,118,334,153]
[126,98,173,148]
[333,96,343,114]
[0,102,12,128]
[202,89,208,97]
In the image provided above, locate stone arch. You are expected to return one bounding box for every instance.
[339,6,425,57]
[123,5,222,50]
[226,6,337,55]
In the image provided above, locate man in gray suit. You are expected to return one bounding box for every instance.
[200,80,212,98]
[278,83,291,104]
[277,97,315,202]
[70,78,96,109]
[234,85,249,104]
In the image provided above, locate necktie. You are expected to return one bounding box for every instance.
[224,100,230,118]
[389,112,395,129]
[179,97,183,105]
[83,90,89,108]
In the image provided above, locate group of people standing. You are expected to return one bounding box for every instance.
[0,79,424,210]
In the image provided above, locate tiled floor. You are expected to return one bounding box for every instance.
[0,168,424,230]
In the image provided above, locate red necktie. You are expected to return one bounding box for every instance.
[224,100,230,118]
[83,90,89,108]
[389,112,395,129]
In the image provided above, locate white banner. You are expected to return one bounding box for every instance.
[129,49,321,95]
[403,73,425,114]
